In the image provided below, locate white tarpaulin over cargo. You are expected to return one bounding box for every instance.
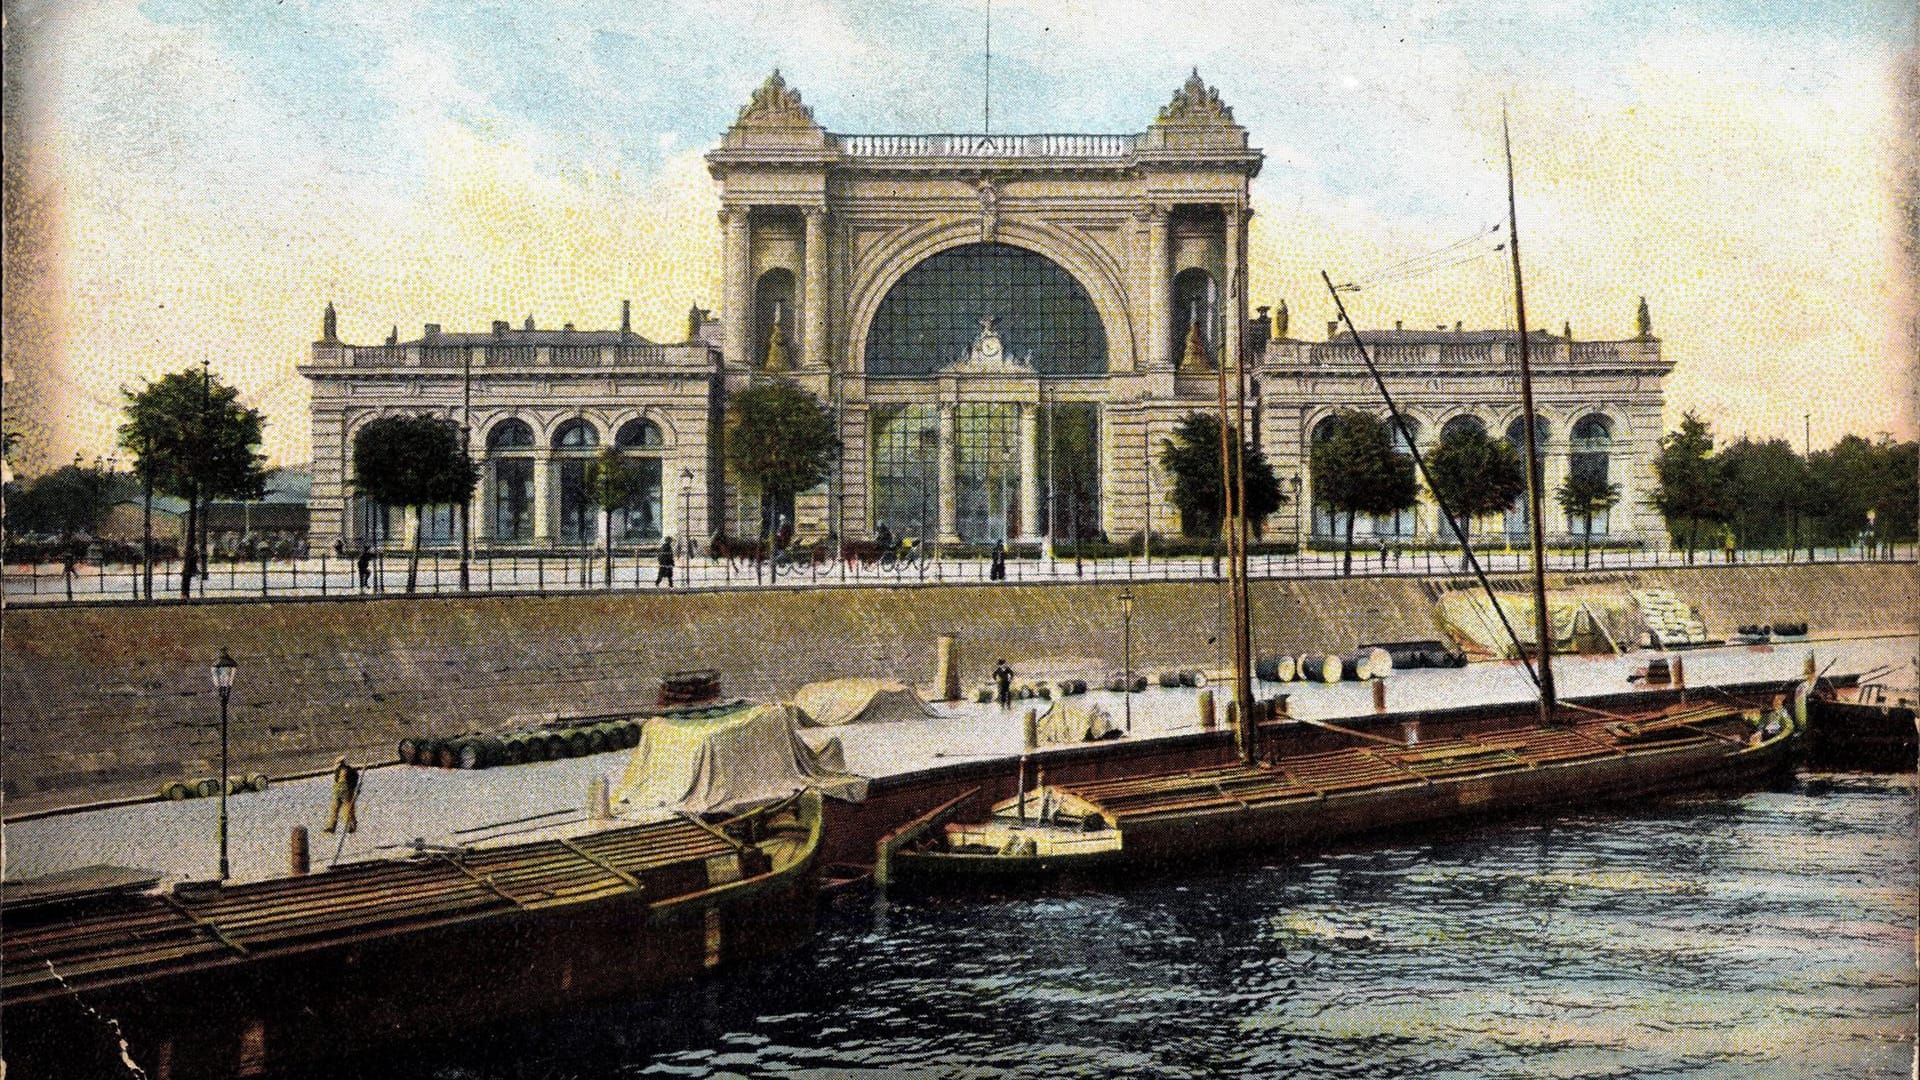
[614,703,868,815]
[1437,592,1645,660]
[791,678,935,727]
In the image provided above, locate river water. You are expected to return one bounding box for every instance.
[306,771,1917,1080]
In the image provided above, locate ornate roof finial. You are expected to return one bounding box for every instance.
[737,68,816,125]
[1158,68,1234,124]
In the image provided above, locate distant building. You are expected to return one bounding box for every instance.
[302,72,1670,555]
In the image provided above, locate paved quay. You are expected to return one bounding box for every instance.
[5,635,1911,887]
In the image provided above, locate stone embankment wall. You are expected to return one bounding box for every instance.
[4,562,1913,814]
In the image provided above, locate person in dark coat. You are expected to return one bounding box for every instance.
[993,658,1015,709]
[657,537,676,587]
[989,540,1007,581]
[356,546,373,590]
[875,522,894,560]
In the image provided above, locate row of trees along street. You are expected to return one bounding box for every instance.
[1653,411,1918,562]
[6,372,1914,594]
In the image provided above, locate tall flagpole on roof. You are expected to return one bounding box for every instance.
[986,1,994,134]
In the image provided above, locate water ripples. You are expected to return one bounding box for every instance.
[321,774,1914,1080]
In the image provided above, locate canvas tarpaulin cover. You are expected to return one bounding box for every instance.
[614,703,868,815]
[791,678,935,727]
[1437,592,1644,660]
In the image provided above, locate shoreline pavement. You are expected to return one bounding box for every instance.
[4,635,1911,887]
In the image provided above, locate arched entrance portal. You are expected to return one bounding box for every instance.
[863,242,1107,544]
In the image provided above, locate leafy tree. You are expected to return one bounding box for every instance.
[585,447,644,587]
[1159,411,1286,540]
[1810,434,1919,554]
[119,368,268,597]
[1310,410,1418,576]
[724,379,838,541]
[5,464,116,541]
[1424,422,1526,567]
[1717,438,1808,553]
[1555,471,1621,568]
[1650,410,1724,563]
[352,414,477,592]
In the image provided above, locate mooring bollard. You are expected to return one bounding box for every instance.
[588,776,611,821]
[1673,656,1686,698]
[1198,688,1216,730]
[1373,678,1387,714]
[1023,708,1039,751]
[936,634,960,702]
[290,826,310,876]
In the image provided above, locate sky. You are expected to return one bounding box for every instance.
[2,0,1914,473]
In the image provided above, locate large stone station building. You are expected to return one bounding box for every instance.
[301,71,1670,555]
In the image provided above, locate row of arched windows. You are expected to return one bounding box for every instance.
[1309,411,1616,540]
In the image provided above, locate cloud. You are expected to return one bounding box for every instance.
[5,0,1910,472]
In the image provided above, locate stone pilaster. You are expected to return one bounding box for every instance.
[803,208,828,370]
[1146,204,1171,369]
[722,208,752,368]
[1019,402,1041,541]
[532,450,553,545]
[938,403,959,543]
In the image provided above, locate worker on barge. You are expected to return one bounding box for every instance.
[325,756,361,833]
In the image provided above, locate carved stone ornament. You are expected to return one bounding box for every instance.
[1157,68,1234,125]
[736,68,816,126]
[977,177,999,241]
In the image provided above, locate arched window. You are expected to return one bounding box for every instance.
[1375,418,1420,539]
[614,418,665,542]
[1569,414,1614,537]
[864,243,1107,376]
[487,419,535,450]
[485,419,537,544]
[755,269,797,370]
[1504,416,1550,539]
[553,419,598,450]
[616,419,664,449]
[1172,268,1219,365]
[1441,414,1487,442]
[552,419,599,545]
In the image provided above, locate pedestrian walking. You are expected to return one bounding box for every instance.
[356,546,373,591]
[989,540,1007,581]
[61,549,78,600]
[657,536,676,587]
[324,756,361,834]
[875,522,894,563]
[993,658,1015,709]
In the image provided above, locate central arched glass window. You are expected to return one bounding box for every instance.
[864,243,1107,376]
[871,405,941,541]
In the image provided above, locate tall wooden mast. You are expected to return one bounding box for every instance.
[1503,105,1557,725]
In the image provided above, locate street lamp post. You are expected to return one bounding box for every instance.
[211,648,237,882]
[681,467,695,567]
[1118,584,1135,733]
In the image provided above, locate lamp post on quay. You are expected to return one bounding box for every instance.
[1118,584,1135,734]
[681,467,696,566]
[211,648,237,882]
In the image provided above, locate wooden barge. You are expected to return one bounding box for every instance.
[1,793,822,1079]
[883,696,1802,887]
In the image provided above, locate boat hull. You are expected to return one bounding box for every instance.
[2,800,823,1080]
[890,719,1798,889]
